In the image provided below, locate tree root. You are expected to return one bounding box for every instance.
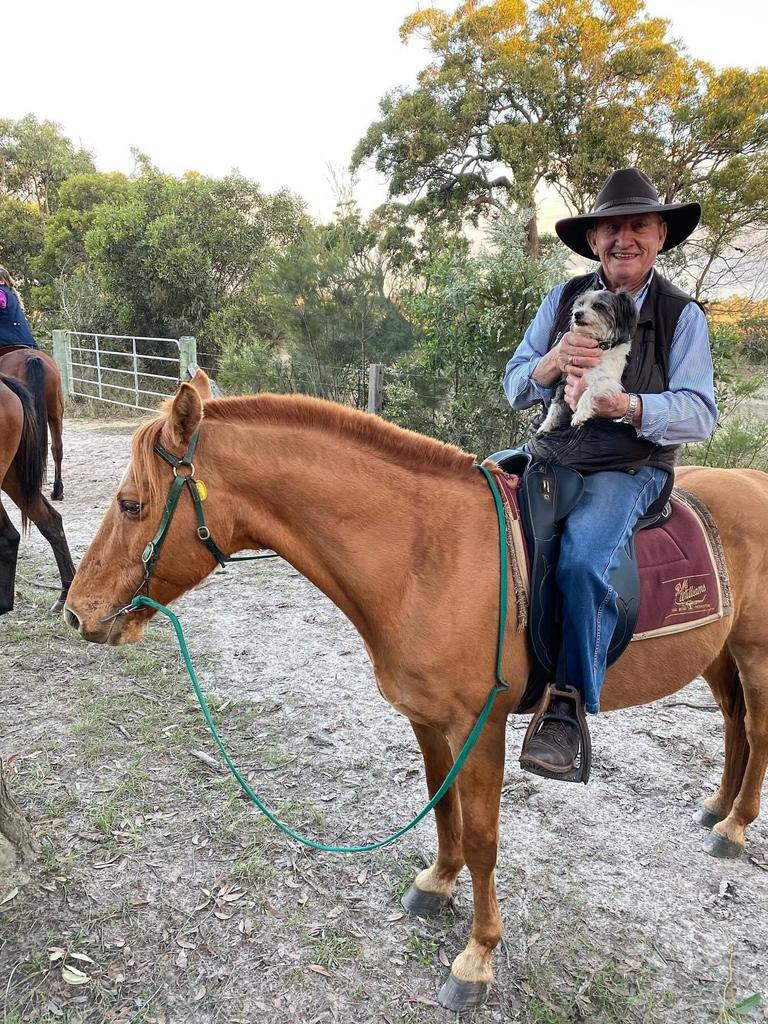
[0,759,36,893]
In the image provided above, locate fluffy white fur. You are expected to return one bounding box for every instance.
[537,290,636,434]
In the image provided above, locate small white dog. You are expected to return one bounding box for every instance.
[537,289,638,434]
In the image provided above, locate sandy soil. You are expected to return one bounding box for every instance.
[1,417,766,1024]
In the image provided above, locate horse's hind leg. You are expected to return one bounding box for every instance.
[49,408,64,502]
[438,717,506,1011]
[4,483,74,612]
[705,642,768,859]
[401,722,465,917]
[0,502,21,614]
[698,646,748,829]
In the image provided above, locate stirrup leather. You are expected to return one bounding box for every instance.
[519,684,592,785]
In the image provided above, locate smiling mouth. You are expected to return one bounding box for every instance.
[610,253,640,260]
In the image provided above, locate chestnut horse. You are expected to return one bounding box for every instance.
[64,372,768,1010]
[0,375,74,614]
[0,349,65,501]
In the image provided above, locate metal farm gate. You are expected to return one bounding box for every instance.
[52,330,197,413]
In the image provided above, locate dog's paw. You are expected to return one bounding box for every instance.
[570,409,590,427]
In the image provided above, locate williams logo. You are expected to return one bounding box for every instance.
[674,577,709,613]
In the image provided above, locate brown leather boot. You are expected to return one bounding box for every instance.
[519,684,592,783]
[520,699,580,774]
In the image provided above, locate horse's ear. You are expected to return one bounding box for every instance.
[167,382,204,448]
[188,368,213,401]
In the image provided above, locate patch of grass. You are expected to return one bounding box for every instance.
[89,798,122,835]
[403,932,440,967]
[308,932,362,970]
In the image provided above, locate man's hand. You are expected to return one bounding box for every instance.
[531,331,603,387]
[564,371,643,424]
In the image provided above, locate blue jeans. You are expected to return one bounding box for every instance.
[557,466,669,714]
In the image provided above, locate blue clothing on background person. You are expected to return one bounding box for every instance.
[0,284,38,348]
[503,271,718,445]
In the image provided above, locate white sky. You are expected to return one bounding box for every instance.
[8,0,768,222]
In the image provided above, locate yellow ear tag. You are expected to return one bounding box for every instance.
[196,480,208,502]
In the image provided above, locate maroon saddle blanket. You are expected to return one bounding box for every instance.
[495,473,732,642]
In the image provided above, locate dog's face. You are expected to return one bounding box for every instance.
[570,289,638,345]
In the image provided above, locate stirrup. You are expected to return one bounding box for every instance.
[519,684,592,785]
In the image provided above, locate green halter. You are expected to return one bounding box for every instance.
[141,425,276,589]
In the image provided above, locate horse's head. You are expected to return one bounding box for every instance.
[64,371,229,644]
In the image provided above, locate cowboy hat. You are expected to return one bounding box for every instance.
[555,168,701,260]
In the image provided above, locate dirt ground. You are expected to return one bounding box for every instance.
[1,417,767,1024]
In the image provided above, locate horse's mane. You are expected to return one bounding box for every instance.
[131,392,477,504]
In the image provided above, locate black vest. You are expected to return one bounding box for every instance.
[527,271,698,475]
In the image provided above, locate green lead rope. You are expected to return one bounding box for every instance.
[130,463,511,854]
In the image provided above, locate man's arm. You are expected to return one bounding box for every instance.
[636,303,718,444]
[503,285,565,409]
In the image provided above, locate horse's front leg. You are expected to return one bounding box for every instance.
[439,717,507,1011]
[402,721,464,917]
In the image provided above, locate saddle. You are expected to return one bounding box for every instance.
[488,450,673,714]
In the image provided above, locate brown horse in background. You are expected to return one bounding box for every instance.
[0,349,65,501]
[64,372,768,1010]
[0,374,74,614]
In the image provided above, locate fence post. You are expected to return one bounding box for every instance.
[367,363,384,415]
[52,330,72,398]
[178,336,197,381]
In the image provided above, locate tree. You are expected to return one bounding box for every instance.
[352,0,688,256]
[251,199,419,402]
[0,197,45,301]
[32,172,131,311]
[84,171,307,339]
[385,213,567,453]
[0,115,94,215]
[353,0,768,290]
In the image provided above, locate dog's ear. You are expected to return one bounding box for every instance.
[614,290,638,340]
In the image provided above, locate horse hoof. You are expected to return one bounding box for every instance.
[693,807,724,830]
[438,973,489,1011]
[401,883,449,918]
[703,832,743,860]
[51,490,64,502]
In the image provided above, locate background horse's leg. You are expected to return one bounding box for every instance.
[705,642,768,859]
[49,402,64,502]
[401,722,464,917]
[698,646,748,829]
[3,483,75,612]
[438,718,506,1012]
[0,502,21,614]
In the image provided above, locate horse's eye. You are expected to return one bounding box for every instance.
[119,500,141,518]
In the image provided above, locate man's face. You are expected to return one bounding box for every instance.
[586,213,667,290]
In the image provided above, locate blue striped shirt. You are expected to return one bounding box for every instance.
[502,271,718,445]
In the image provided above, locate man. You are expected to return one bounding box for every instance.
[503,167,717,780]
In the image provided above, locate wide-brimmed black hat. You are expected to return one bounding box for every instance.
[555,168,701,260]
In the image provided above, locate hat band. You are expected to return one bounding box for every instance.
[594,195,660,213]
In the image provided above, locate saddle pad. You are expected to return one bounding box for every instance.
[632,488,732,640]
[492,472,731,642]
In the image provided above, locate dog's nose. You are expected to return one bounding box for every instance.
[574,312,585,324]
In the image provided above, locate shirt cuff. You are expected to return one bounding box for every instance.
[638,394,669,443]
[527,357,556,403]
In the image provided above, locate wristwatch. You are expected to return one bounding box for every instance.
[614,393,639,425]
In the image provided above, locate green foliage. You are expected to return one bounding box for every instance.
[225,199,419,402]
[0,114,94,214]
[85,170,307,339]
[683,324,768,468]
[0,195,45,301]
[31,172,131,310]
[384,213,567,454]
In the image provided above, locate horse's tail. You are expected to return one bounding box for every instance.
[2,373,45,529]
[25,355,49,481]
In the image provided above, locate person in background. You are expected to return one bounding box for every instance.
[0,266,39,352]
